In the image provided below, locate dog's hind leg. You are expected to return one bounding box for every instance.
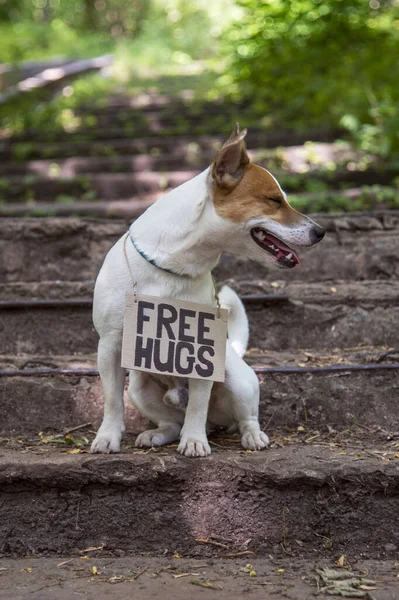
[129,372,184,447]
[223,344,269,451]
[91,334,126,453]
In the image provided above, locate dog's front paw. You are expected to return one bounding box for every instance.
[177,436,211,458]
[241,430,269,451]
[91,427,122,454]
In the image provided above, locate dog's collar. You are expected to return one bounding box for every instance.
[129,233,189,277]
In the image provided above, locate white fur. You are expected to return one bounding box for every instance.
[91,162,320,457]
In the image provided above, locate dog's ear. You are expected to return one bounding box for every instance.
[212,123,249,188]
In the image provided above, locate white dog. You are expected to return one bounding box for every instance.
[91,125,324,457]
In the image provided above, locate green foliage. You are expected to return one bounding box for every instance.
[0,0,149,40]
[224,0,399,157]
[290,184,399,214]
[0,21,113,64]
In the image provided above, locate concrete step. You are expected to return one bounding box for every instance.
[1,441,399,559]
[5,128,340,147]
[0,198,159,218]
[1,556,398,598]
[1,212,398,284]
[0,187,397,219]
[1,280,398,355]
[0,347,398,435]
[0,153,211,177]
[0,171,198,202]
[1,153,396,192]
[0,130,340,161]
[70,111,246,133]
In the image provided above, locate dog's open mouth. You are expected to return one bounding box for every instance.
[250,227,300,268]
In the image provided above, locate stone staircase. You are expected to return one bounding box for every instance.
[0,83,399,576]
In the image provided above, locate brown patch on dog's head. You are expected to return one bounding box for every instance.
[211,124,303,226]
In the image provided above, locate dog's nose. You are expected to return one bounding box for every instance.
[310,225,325,244]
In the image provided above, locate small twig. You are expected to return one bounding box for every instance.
[132,566,148,581]
[216,550,255,559]
[376,349,399,363]
[191,579,223,590]
[195,538,229,549]
[20,359,58,370]
[81,545,104,553]
[57,559,74,568]
[52,422,92,439]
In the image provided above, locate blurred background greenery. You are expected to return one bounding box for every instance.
[1,0,399,214]
[1,0,398,157]
[0,0,399,156]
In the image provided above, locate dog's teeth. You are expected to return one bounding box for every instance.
[286,253,293,260]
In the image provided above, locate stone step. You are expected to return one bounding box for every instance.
[1,347,398,435]
[0,280,397,355]
[60,112,249,133]
[0,154,210,176]
[0,556,398,597]
[0,171,198,202]
[75,100,245,117]
[1,212,398,284]
[0,130,339,161]
[0,198,160,218]
[1,153,397,192]
[0,441,399,559]
[6,128,340,146]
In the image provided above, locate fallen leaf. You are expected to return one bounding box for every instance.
[337,555,346,568]
[249,570,257,577]
[239,564,253,573]
[359,585,377,591]
[173,551,181,558]
[21,568,33,573]
[67,448,82,454]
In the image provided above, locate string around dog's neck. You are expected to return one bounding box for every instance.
[124,232,221,317]
[129,232,188,277]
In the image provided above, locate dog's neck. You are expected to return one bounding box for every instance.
[130,168,230,278]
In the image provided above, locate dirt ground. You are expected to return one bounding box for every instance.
[1,556,398,600]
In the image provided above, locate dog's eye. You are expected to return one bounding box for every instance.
[266,196,283,206]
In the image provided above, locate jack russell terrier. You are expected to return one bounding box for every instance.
[91,124,325,457]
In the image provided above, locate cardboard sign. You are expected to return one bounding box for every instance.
[121,293,228,382]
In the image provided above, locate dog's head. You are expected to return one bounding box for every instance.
[210,124,325,268]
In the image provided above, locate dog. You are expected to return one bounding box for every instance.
[90,124,325,457]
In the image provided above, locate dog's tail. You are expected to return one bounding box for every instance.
[219,285,249,358]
